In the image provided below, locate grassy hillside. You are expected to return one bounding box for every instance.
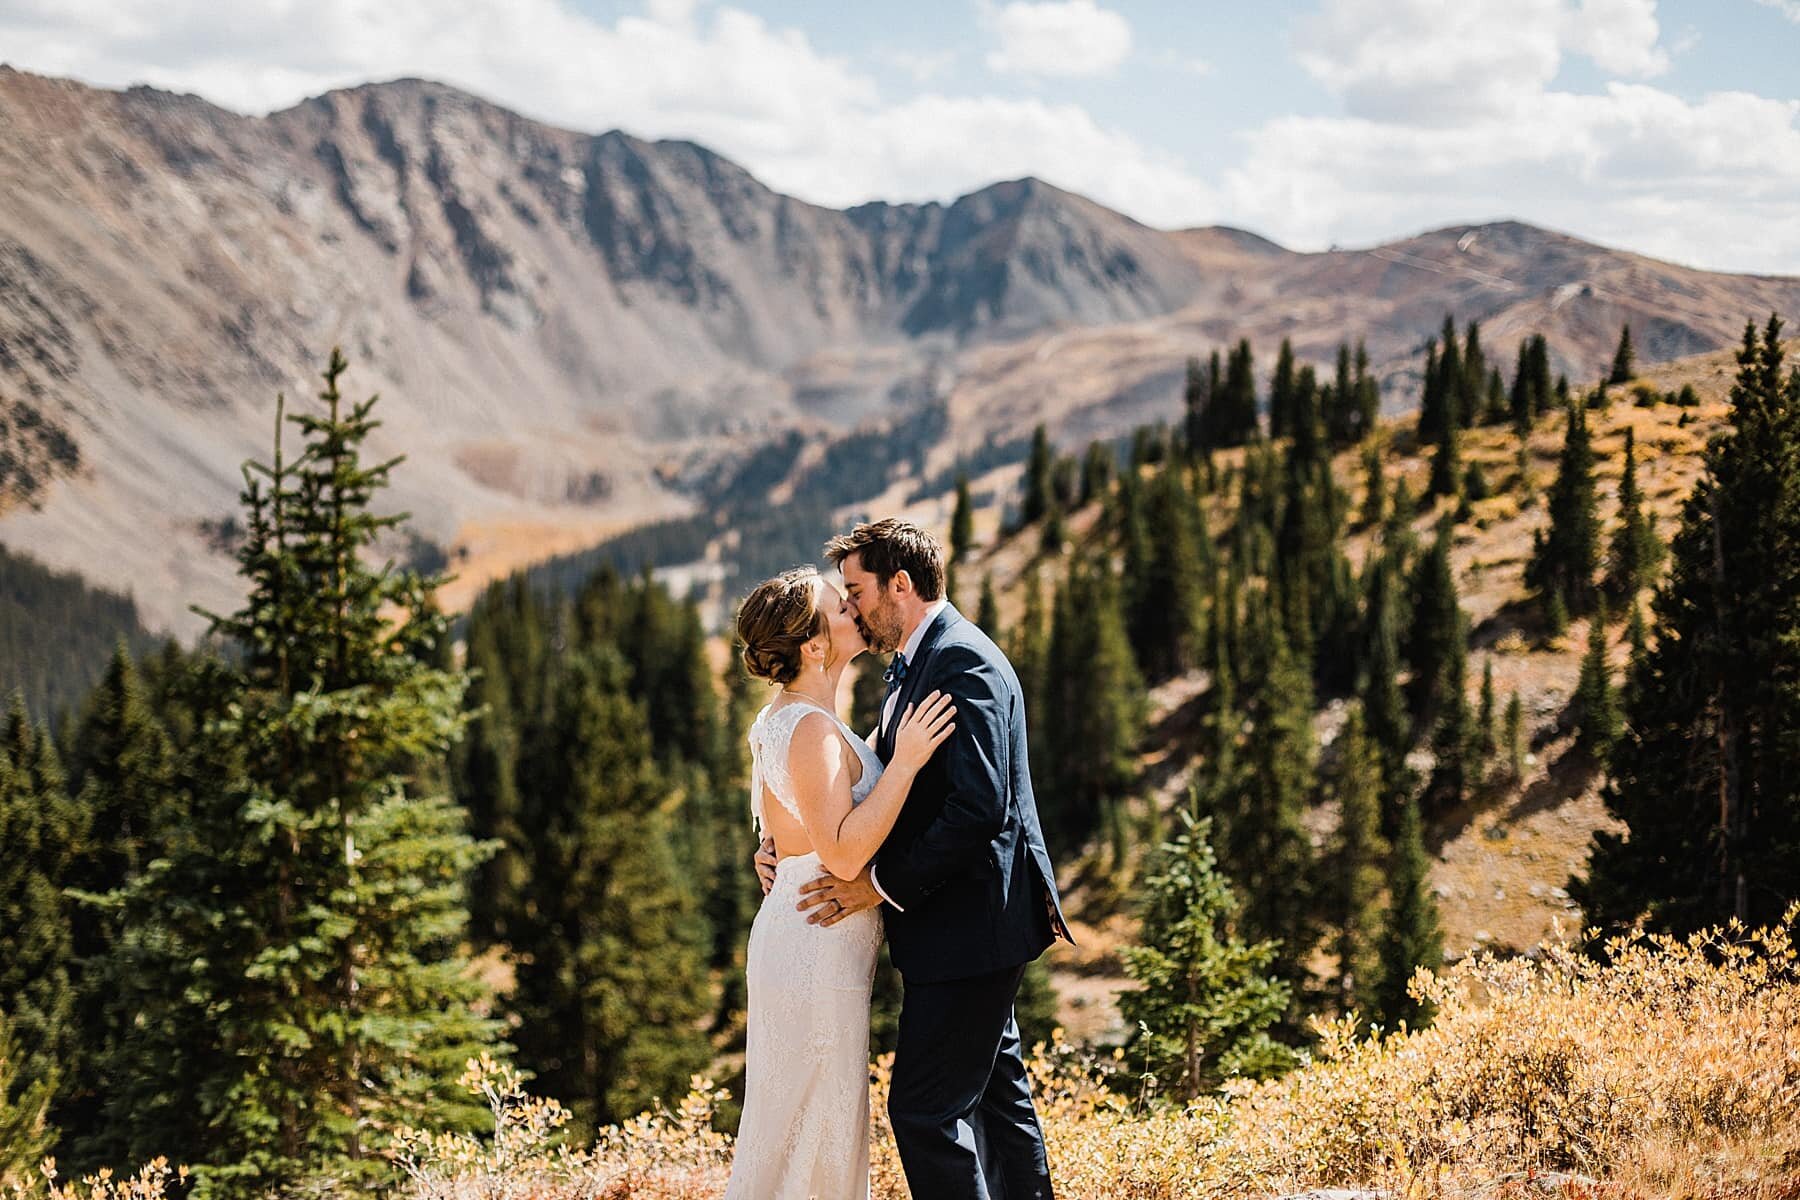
[906,338,1776,1043]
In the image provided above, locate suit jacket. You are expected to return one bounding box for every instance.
[875,603,1070,984]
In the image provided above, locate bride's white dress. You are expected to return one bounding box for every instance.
[724,695,884,1200]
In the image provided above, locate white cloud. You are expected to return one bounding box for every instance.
[1752,0,1800,21]
[981,0,1133,78]
[0,0,1204,221]
[1220,84,1800,272]
[1294,0,1667,123]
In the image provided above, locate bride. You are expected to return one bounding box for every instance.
[725,566,956,1200]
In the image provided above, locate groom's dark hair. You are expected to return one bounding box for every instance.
[824,519,946,601]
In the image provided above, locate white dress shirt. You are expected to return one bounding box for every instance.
[870,598,948,912]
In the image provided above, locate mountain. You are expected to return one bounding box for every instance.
[1,66,1796,638]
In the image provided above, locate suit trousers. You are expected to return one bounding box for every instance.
[887,961,1054,1200]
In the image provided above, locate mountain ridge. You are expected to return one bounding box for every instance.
[1,66,1796,638]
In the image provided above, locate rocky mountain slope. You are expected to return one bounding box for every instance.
[1,66,1796,637]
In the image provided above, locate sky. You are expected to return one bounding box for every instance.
[2,0,1797,273]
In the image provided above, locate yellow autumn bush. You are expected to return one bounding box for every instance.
[12,910,1797,1200]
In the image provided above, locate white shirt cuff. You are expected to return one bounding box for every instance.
[869,866,904,912]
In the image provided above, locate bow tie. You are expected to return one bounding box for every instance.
[882,653,909,689]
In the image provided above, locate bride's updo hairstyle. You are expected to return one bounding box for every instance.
[737,567,828,685]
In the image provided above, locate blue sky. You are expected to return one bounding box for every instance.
[3,0,1797,271]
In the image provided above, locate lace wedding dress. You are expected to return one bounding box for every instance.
[723,695,884,1200]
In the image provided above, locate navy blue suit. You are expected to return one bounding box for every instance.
[875,603,1068,1199]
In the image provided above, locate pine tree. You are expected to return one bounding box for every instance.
[1358,548,1415,823]
[0,1010,57,1186]
[1128,466,1207,680]
[1403,516,1463,727]
[1526,393,1601,615]
[1022,425,1054,526]
[1080,441,1115,507]
[101,352,505,1191]
[1504,692,1526,779]
[1578,316,1800,936]
[1327,342,1359,447]
[1118,811,1294,1100]
[1572,602,1621,756]
[1325,707,1390,1022]
[1424,601,1475,814]
[950,473,975,563]
[1606,426,1663,599]
[1459,320,1486,429]
[1437,316,1465,429]
[1359,438,1385,529]
[514,647,710,1130]
[1483,367,1508,426]
[1609,324,1636,384]
[1355,340,1381,441]
[976,572,1002,641]
[1210,616,1318,1007]
[1417,338,1448,444]
[1268,339,1296,443]
[1040,559,1145,853]
[1476,655,1498,762]
[0,705,78,1140]
[57,644,178,1156]
[1429,410,1462,497]
[1510,337,1535,433]
[1373,795,1443,1030]
[1183,355,1209,458]
[1040,502,1066,554]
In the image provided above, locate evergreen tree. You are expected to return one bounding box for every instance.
[1354,340,1381,441]
[1183,355,1209,458]
[1359,438,1385,529]
[1459,320,1486,429]
[1128,466,1207,681]
[1578,316,1800,935]
[0,705,77,1139]
[1209,616,1317,1006]
[1423,601,1475,814]
[1483,367,1508,426]
[1403,516,1463,727]
[1118,811,1293,1100]
[1572,602,1621,756]
[1510,337,1535,432]
[1526,393,1601,615]
[1437,316,1465,430]
[1080,441,1115,507]
[1327,342,1359,447]
[1324,707,1389,1022]
[950,473,975,563]
[1358,548,1415,822]
[1040,559,1145,853]
[1268,339,1297,442]
[1372,795,1442,1030]
[1022,424,1054,526]
[1417,338,1448,444]
[1040,502,1066,554]
[514,647,710,1130]
[1477,655,1498,761]
[1606,426,1663,599]
[1504,691,1526,779]
[1609,324,1636,384]
[976,573,1002,641]
[0,1011,56,1186]
[56,645,179,1157]
[101,352,505,1192]
[1429,408,1462,497]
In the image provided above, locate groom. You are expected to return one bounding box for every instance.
[771,518,1072,1199]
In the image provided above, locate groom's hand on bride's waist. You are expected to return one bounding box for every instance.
[754,837,778,896]
[797,868,881,927]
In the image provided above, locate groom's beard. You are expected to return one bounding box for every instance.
[857,603,903,654]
